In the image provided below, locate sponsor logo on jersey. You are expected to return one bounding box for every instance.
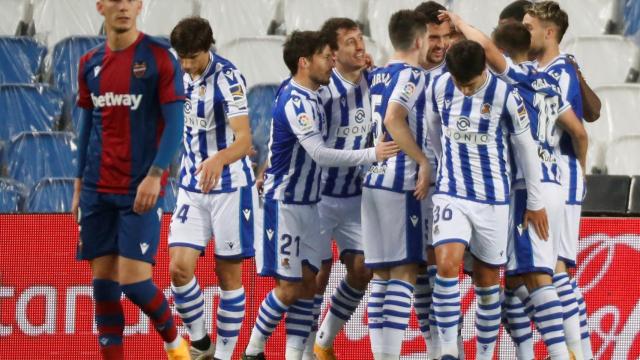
[90,92,143,110]
[444,128,493,145]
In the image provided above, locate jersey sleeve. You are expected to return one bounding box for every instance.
[388,68,426,112]
[496,56,527,86]
[76,55,93,109]
[505,87,531,135]
[152,47,185,104]
[284,95,321,142]
[547,63,581,118]
[217,67,249,119]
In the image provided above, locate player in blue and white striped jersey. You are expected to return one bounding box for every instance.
[525,2,594,358]
[413,3,456,358]
[361,10,434,360]
[167,18,258,360]
[426,40,548,360]
[307,18,374,360]
[445,11,589,359]
[244,31,397,360]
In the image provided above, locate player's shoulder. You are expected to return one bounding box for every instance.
[395,63,424,82]
[212,53,240,73]
[543,55,578,80]
[79,41,106,65]
[142,33,172,50]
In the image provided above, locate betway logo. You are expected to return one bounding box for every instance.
[91,92,142,110]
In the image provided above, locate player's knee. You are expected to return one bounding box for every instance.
[437,259,461,278]
[216,267,242,291]
[275,281,304,306]
[169,260,194,286]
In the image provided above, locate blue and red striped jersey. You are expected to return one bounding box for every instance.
[77,32,185,195]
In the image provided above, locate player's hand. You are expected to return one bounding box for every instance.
[71,178,82,223]
[438,10,462,27]
[374,132,400,161]
[523,207,549,241]
[414,160,431,200]
[364,53,375,69]
[196,155,224,193]
[247,146,257,158]
[133,175,161,214]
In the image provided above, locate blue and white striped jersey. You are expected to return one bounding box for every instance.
[317,68,372,198]
[179,51,255,193]
[421,61,449,183]
[497,57,570,186]
[427,71,531,204]
[538,54,585,204]
[263,79,326,204]
[363,61,427,192]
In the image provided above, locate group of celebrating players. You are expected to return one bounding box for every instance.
[72,0,602,359]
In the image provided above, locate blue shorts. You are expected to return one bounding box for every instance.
[76,190,164,264]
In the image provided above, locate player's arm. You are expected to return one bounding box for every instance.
[557,107,588,171]
[507,90,549,240]
[438,11,507,74]
[567,55,601,122]
[72,107,92,222]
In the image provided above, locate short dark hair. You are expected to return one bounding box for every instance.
[525,1,569,42]
[415,1,446,25]
[445,40,486,84]
[320,17,359,51]
[499,0,533,22]
[493,21,531,57]
[283,30,330,75]
[170,17,215,56]
[388,10,428,51]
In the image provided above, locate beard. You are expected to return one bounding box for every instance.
[310,72,330,86]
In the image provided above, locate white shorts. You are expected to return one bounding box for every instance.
[431,194,509,266]
[506,184,563,276]
[168,186,260,259]
[255,199,322,281]
[361,188,428,268]
[317,195,363,262]
[559,197,582,268]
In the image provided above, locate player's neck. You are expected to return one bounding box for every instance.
[537,44,560,68]
[392,50,420,67]
[335,64,361,84]
[423,60,443,71]
[106,28,140,51]
[511,53,529,64]
[292,74,320,92]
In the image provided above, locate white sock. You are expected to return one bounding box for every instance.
[427,266,440,359]
[285,299,314,352]
[368,279,387,354]
[571,278,594,360]
[553,273,584,359]
[475,285,501,360]
[530,285,571,360]
[285,346,304,360]
[433,275,460,358]
[504,288,534,360]
[214,287,245,360]
[303,295,322,358]
[245,290,288,356]
[171,277,206,341]
[381,279,413,356]
[317,279,365,348]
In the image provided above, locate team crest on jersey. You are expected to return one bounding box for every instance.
[281,258,291,269]
[480,103,492,118]
[199,84,206,97]
[132,62,147,78]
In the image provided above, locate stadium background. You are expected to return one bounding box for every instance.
[1,0,639,358]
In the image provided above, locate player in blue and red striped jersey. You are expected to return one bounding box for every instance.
[70,1,188,359]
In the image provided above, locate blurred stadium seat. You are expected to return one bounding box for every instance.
[283,0,366,33]
[364,37,388,67]
[624,0,640,46]
[605,135,640,175]
[585,117,609,174]
[137,0,198,36]
[217,36,289,88]
[31,0,104,48]
[7,131,76,189]
[200,0,280,46]
[629,175,640,214]
[595,84,640,140]
[368,0,447,56]
[0,84,63,143]
[26,177,74,213]
[50,36,104,98]
[248,85,279,167]
[558,0,619,45]
[0,37,47,83]
[0,177,27,213]
[562,35,640,88]
[582,174,631,215]
[0,0,31,36]
[450,0,513,38]
[162,178,178,213]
